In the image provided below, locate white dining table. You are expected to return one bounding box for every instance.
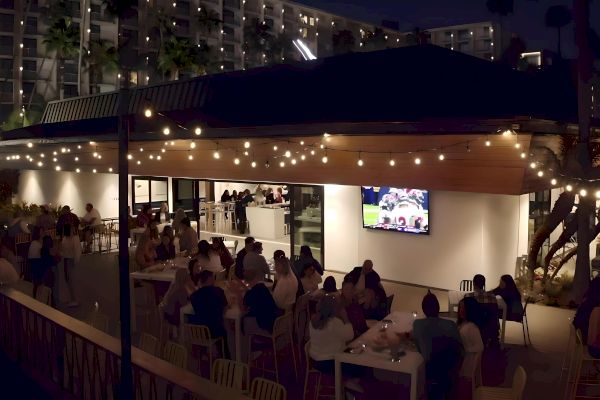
[335,311,425,400]
[447,290,508,345]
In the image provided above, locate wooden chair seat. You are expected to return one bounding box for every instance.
[475,387,513,400]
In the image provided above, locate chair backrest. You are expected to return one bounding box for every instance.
[477,302,500,348]
[184,323,214,346]
[211,358,250,393]
[15,233,31,245]
[272,313,292,339]
[511,365,527,400]
[162,341,187,369]
[250,377,287,400]
[35,285,52,305]
[294,293,311,341]
[91,313,109,333]
[139,332,158,356]
[385,294,395,315]
[460,280,473,292]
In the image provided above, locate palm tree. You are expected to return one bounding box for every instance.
[243,18,272,68]
[195,40,220,75]
[332,29,356,55]
[157,37,200,80]
[545,5,572,58]
[43,17,80,100]
[102,0,136,85]
[486,0,514,51]
[84,39,119,94]
[361,27,387,51]
[405,27,430,45]
[197,4,222,36]
[268,32,294,64]
[149,7,176,61]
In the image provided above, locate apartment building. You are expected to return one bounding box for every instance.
[0,0,504,124]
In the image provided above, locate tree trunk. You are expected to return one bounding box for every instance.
[27,56,47,108]
[57,57,64,100]
[572,0,594,303]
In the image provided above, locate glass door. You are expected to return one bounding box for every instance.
[131,176,168,215]
[290,185,324,266]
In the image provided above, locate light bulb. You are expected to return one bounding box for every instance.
[97,155,102,159]
[77,145,81,149]
[195,127,202,135]
[520,152,526,159]
[310,150,315,155]
[190,142,196,149]
[137,160,141,165]
[213,151,220,159]
[127,154,133,160]
[92,169,97,173]
[596,191,600,199]
[251,161,257,168]
[108,168,113,172]
[40,153,45,158]
[27,142,33,148]
[537,170,544,177]
[75,168,80,173]
[144,108,152,118]
[389,159,395,166]
[301,154,306,160]
[244,141,250,148]
[529,162,536,169]
[279,161,285,167]
[170,141,175,146]
[188,154,193,160]
[149,155,154,159]
[300,141,304,145]
[285,150,291,158]
[74,156,79,161]
[580,189,587,197]
[161,148,166,153]
[515,143,521,149]
[551,178,557,186]
[244,151,249,156]
[321,155,328,163]
[291,158,297,165]
[485,140,491,146]
[52,157,57,162]
[438,154,445,161]
[37,161,43,167]
[93,151,98,157]
[53,151,57,155]
[55,166,61,171]
[566,185,573,192]
[139,148,144,152]
[320,144,325,149]
[357,159,364,166]
[157,156,161,160]
[234,158,240,165]
[273,145,278,151]
[414,157,421,165]
[163,127,170,135]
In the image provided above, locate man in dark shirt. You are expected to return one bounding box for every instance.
[243,268,280,333]
[56,205,80,237]
[235,236,255,279]
[190,270,228,339]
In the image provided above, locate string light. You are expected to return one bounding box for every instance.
[520,152,526,159]
[190,142,196,149]
[537,170,544,177]
[144,109,152,118]
[357,152,364,167]
[74,157,79,161]
[37,161,43,167]
[55,166,61,171]
[580,189,587,197]
[195,127,202,135]
[27,142,33,148]
[529,162,537,169]
[438,153,445,161]
[170,141,175,146]
[285,150,291,158]
[108,168,113,172]
[163,127,170,135]
[75,168,80,173]
[300,141,305,145]
[213,150,220,159]
[279,161,285,167]
[157,156,161,160]
[273,145,278,151]
[301,154,306,161]
[291,158,297,165]
[137,160,141,165]
[566,185,573,192]
[234,157,240,165]
[251,161,257,168]
[551,179,557,185]
[596,191,600,199]
[127,154,133,160]
[414,157,421,165]
[310,149,315,156]
[92,169,97,173]
[485,138,491,146]
[244,141,251,148]
[515,142,521,149]
[188,153,194,160]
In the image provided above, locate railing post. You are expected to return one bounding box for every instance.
[117,84,133,399]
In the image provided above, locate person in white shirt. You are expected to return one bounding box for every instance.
[195,240,222,273]
[27,226,43,260]
[271,255,298,310]
[81,203,102,253]
[178,218,197,256]
[300,263,322,293]
[243,242,270,281]
[155,202,171,224]
[309,295,354,374]
[60,223,81,307]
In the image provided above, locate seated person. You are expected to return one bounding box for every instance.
[309,296,359,375]
[136,204,153,228]
[322,276,338,295]
[465,274,499,347]
[212,238,234,272]
[159,268,192,326]
[243,242,270,281]
[492,275,524,321]
[413,291,463,400]
[190,270,229,340]
[457,297,484,354]
[339,280,368,338]
[293,245,323,277]
[235,236,255,280]
[271,256,298,310]
[178,218,197,256]
[135,234,157,270]
[242,268,280,333]
[195,240,222,273]
[155,226,176,261]
[188,259,201,287]
[344,259,381,295]
[300,263,322,293]
[574,277,600,347]
[154,202,171,224]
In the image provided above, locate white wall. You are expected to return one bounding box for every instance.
[17,170,120,218]
[324,185,528,290]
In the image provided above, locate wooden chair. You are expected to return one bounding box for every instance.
[226,202,237,232]
[162,341,187,369]
[460,351,482,399]
[34,285,52,305]
[211,358,250,394]
[303,341,334,400]
[566,329,600,400]
[90,313,109,333]
[518,297,532,346]
[250,377,287,400]
[294,293,311,355]
[248,313,298,383]
[184,324,225,376]
[14,232,31,256]
[460,280,473,292]
[138,332,158,356]
[475,365,526,400]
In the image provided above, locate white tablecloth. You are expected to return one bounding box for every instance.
[447,290,508,344]
[130,257,190,282]
[335,311,425,400]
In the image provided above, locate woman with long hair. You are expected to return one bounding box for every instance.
[212,237,234,271]
[492,274,523,321]
[272,256,298,310]
[172,208,187,235]
[160,268,194,326]
[156,226,176,261]
[195,240,222,273]
[308,296,353,374]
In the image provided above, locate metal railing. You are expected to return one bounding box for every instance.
[0,287,245,400]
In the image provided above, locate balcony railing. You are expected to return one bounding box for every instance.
[91,12,115,22]
[0,287,245,400]
[22,70,37,80]
[22,47,37,57]
[223,16,240,27]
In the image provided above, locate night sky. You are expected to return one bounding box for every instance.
[296,0,600,58]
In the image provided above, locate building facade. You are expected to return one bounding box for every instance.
[0,0,503,124]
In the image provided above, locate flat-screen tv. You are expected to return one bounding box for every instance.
[361,186,430,235]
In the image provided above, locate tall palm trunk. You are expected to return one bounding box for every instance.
[77,0,88,96]
[57,56,64,99]
[573,0,593,303]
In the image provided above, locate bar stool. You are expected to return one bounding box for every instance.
[226,202,237,232]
